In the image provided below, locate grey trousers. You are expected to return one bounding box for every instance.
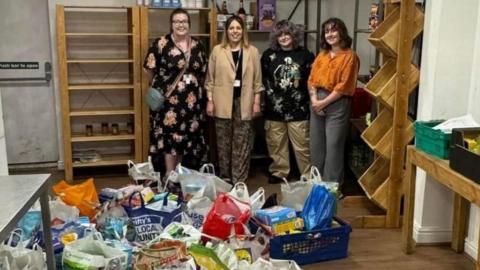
[310,88,351,183]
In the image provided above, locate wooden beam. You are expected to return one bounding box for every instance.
[56,5,73,182]
[451,194,469,253]
[131,6,143,163]
[140,6,150,162]
[210,0,217,52]
[402,146,417,254]
[386,0,416,228]
[351,215,388,228]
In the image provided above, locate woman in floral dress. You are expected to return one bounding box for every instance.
[144,8,208,175]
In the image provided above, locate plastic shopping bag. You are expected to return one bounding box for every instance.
[249,258,302,270]
[173,163,232,201]
[229,182,250,202]
[134,239,189,269]
[53,178,100,219]
[62,232,128,270]
[301,184,335,230]
[0,244,45,270]
[188,243,229,270]
[280,166,323,211]
[186,195,213,229]
[127,157,161,190]
[158,222,202,247]
[202,193,251,240]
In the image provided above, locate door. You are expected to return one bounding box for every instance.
[0,0,58,164]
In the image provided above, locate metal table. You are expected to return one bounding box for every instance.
[0,174,54,269]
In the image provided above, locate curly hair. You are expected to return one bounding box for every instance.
[269,20,304,51]
[320,17,352,50]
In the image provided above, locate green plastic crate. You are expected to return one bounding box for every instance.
[414,120,451,159]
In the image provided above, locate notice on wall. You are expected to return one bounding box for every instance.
[0,62,39,69]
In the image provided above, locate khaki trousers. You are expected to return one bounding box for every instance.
[265,120,311,178]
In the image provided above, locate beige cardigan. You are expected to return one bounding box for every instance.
[205,44,263,120]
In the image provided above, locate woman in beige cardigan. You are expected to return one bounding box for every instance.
[205,15,263,183]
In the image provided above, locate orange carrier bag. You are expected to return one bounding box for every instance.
[52,178,99,220]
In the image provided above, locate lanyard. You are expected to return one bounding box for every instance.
[233,49,242,74]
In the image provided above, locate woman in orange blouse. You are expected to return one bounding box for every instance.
[308,17,359,183]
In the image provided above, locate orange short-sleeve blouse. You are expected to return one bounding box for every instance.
[308,49,359,96]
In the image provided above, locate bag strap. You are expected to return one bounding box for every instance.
[165,37,192,98]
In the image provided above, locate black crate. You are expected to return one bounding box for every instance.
[449,128,480,183]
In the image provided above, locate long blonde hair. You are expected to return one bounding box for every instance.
[221,15,250,48]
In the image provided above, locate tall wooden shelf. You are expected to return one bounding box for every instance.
[56,5,142,181]
[355,0,424,227]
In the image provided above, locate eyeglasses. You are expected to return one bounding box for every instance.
[172,20,189,25]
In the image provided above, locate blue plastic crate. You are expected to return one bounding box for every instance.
[269,217,351,265]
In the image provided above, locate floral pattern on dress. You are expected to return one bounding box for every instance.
[143,34,208,169]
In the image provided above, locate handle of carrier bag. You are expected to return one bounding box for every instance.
[127,156,154,173]
[310,166,323,183]
[250,187,265,207]
[199,163,216,175]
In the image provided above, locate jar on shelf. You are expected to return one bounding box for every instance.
[126,122,134,134]
[101,123,109,134]
[111,124,119,135]
[85,125,93,136]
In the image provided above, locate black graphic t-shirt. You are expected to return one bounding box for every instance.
[261,47,315,121]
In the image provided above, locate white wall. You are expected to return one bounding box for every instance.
[415,0,480,259]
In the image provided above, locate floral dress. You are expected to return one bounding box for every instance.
[144,34,208,168]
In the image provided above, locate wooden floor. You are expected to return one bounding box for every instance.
[9,164,475,270]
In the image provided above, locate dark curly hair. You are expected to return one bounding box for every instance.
[320,17,352,50]
[269,20,304,51]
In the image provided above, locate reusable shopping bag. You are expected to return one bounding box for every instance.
[301,184,335,230]
[126,192,182,244]
[62,232,128,270]
[53,178,100,219]
[202,193,251,240]
[280,166,322,211]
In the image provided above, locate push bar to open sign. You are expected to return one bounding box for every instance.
[0,62,51,82]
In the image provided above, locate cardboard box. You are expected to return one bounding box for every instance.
[449,128,480,183]
[258,0,276,31]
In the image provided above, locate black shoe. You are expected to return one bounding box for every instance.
[268,175,284,184]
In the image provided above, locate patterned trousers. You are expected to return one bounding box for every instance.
[215,98,253,183]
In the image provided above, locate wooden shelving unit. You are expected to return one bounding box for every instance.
[57,5,142,181]
[355,0,424,227]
